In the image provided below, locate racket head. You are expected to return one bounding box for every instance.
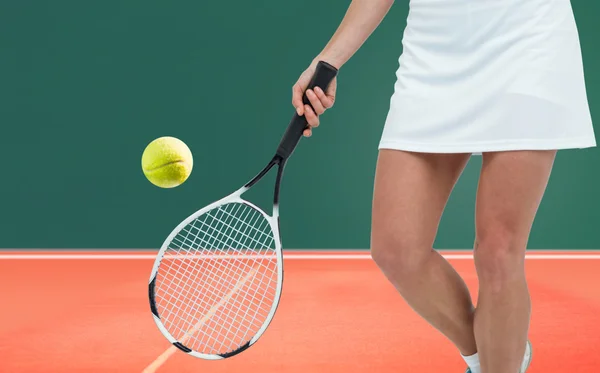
[148,190,284,359]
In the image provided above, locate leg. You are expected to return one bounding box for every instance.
[371,149,476,355]
[474,150,556,373]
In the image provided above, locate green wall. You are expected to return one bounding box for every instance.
[1,1,598,249]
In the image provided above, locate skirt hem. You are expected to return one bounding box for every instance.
[378,137,597,154]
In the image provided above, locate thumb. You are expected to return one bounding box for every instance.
[292,83,305,115]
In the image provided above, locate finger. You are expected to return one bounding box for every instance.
[314,86,335,109]
[303,128,312,137]
[306,89,326,115]
[292,84,305,115]
[304,105,320,128]
[326,77,337,98]
[322,77,337,107]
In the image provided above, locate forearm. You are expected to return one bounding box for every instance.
[317,0,395,68]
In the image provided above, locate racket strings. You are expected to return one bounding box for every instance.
[160,215,273,345]
[154,202,278,355]
[158,238,274,351]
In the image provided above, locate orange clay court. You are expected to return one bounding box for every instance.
[2,250,600,372]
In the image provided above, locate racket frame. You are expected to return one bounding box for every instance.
[148,157,285,360]
[148,61,338,359]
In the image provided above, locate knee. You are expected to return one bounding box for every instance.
[371,231,431,282]
[474,229,526,290]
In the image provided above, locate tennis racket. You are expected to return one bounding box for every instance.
[148,61,338,360]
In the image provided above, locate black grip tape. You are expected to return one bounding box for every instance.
[276,61,338,160]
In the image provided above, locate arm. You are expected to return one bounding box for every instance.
[293,0,394,135]
[318,0,395,69]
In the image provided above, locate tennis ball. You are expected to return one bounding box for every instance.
[142,136,193,188]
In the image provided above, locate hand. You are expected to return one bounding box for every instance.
[292,60,337,137]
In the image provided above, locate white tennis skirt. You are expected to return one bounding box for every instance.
[379,0,596,153]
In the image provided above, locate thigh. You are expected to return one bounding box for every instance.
[371,150,471,250]
[475,150,557,249]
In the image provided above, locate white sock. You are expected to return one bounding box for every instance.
[462,352,481,373]
[461,344,530,373]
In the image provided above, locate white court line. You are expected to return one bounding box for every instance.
[1,254,600,260]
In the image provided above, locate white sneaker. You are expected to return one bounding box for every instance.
[463,341,533,373]
[520,340,533,373]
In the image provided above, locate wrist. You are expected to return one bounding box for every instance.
[314,53,344,70]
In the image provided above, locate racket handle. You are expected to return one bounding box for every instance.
[276,61,338,160]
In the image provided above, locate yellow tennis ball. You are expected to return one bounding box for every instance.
[142,136,193,188]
